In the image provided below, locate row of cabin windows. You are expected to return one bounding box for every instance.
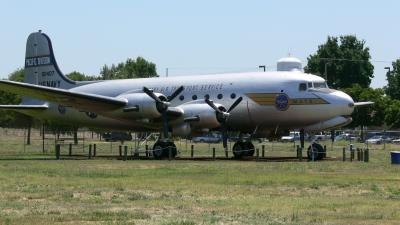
[179,93,237,101]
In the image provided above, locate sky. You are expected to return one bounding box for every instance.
[0,0,399,88]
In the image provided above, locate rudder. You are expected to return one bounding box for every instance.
[24,30,76,89]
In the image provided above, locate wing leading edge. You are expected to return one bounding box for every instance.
[0,80,127,112]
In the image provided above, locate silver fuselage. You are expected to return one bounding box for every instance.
[24,71,354,136]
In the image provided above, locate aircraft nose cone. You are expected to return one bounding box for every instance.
[332,90,354,115]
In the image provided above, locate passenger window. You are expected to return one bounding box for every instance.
[217,94,223,99]
[204,94,210,100]
[230,93,236,99]
[179,95,184,101]
[192,95,197,100]
[299,83,307,91]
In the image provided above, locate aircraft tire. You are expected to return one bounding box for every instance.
[307,143,325,161]
[153,141,177,159]
[153,141,165,159]
[232,141,245,158]
[162,142,177,158]
[244,141,255,156]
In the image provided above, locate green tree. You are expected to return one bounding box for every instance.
[342,84,388,134]
[384,59,400,99]
[305,35,374,89]
[8,68,24,82]
[384,99,400,128]
[0,68,33,127]
[100,57,158,80]
[66,71,100,81]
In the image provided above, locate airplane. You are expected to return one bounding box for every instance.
[0,31,372,160]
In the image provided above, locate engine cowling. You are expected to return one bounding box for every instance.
[115,93,164,119]
[180,103,222,129]
[171,102,223,136]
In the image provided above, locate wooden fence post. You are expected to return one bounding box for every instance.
[212,147,216,160]
[123,146,128,161]
[69,143,72,156]
[55,144,60,160]
[88,144,92,159]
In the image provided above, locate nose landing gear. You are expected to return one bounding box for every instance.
[307,143,326,161]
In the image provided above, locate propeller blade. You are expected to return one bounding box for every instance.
[227,97,243,113]
[167,86,184,102]
[205,98,224,114]
[143,87,162,103]
[221,125,228,149]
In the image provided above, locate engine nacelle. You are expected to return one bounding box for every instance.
[115,93,163,119]
[180,103,221,129]
[171,102,222,136]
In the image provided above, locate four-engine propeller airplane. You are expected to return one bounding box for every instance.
[0,31,372,159]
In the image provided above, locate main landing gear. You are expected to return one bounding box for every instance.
[232,141,255,158]
[152,140,177,159]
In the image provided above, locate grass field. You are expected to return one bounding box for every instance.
[1,129,400,224]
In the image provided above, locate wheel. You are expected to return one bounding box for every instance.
[232,141,245,158]
[307,143,325,160]
[152,141,165,159]
[153,141,177,159]
[244,141,255,156]
[162,141,177,158]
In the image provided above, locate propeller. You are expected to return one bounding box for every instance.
[205,96,243,149]
[143,86,184,139]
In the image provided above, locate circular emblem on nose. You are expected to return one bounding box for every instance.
[275,94,289,111]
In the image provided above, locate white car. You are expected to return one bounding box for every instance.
[281,132,300,142]
[392,139,400,145]
[366,136,384,144]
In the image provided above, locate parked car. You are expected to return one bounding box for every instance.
[366,135,385,144]
[335,133,360,142]
[102,132,132,142]
[392,139,400,145]
[192,133,221,143]
[281,132,300,142]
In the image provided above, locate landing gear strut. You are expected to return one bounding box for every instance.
[232,141,255,158]
[152,140,177,159]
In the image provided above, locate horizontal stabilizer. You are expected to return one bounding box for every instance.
[0,80,127,112]
[0,105,48,110]
[354,102,374,107]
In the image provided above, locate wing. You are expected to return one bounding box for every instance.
[0,105,48,110]
[0,80,127,112]
[354,102,374,107]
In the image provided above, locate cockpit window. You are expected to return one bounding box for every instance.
[308,82,313,88]
[299,83,307,91]
[313,82,327,89]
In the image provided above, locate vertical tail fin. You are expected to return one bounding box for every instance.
[24,31,76,89]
